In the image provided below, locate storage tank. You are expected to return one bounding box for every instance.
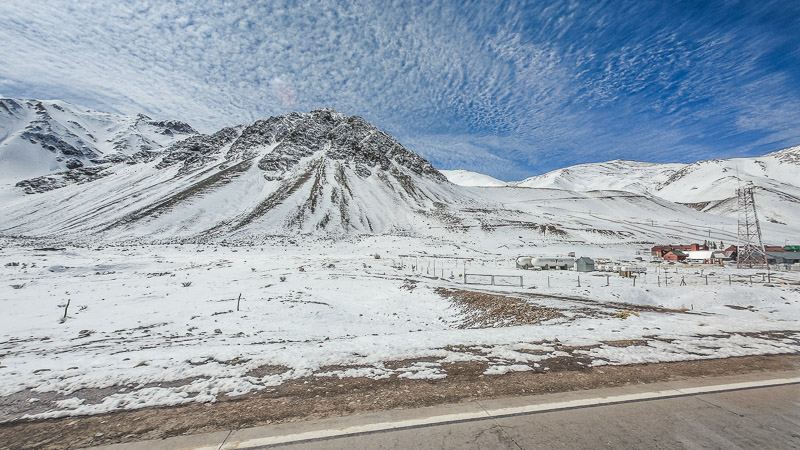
[515,256,533,269]
[531,257,575,270]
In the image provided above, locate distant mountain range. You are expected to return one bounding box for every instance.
[0,98,196,184]
[443,147,800,227]
[1,98,798,245]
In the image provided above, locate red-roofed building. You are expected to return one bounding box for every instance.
[663,250,687,261]
[651,243,708,258]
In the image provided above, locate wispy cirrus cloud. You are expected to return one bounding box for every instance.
[1,0,798,180]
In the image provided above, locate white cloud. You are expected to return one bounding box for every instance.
[0,0,798,176]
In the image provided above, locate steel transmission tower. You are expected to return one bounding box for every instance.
[736,185,768,268]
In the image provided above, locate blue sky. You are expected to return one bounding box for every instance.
[1,0,799,180]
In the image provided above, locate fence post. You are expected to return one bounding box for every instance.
[729,275,731,285]
[633,276,636,287]
[547,276,550,288]
[577,275,581,287]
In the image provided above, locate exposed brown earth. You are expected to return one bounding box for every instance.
[1,354,797,450]
[436,287,565,328]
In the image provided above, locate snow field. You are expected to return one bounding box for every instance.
[0,238,798,420]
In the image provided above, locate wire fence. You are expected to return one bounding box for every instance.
[464,273,523,287]
[394,254,800,289]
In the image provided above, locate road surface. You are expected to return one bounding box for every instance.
[92,371,799,450]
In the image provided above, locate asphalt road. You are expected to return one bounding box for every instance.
[91,372,799,450]
[239,383,800,450]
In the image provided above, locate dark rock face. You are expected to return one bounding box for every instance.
[147,119,197,136]
[19,101,99,159]
[65,158,84,169]
[156,126,243,175]
[15,166,111,194]
[237,108,446,182]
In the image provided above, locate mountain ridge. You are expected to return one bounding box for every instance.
[0,98,197,184]
[0,103,471,240]
[1,98,799,244]
[443,146,800,226]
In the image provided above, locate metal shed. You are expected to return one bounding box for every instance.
[575,257,595,272]
[767,251,800,264]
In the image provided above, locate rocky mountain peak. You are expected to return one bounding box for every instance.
[229,109,445,182]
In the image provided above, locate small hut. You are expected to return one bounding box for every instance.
[575,257,595,272]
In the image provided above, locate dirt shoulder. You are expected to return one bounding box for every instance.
[1,354,798,450]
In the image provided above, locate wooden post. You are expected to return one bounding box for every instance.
[729,275,732,285]
[63,299,70,319]
[237,293,242,311]
[577,275,581,287]
[633,276,636,287]
[606,275,610,286]
[547,276,550,288]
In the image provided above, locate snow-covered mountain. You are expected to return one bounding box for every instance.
[1,99,798,245]
[0,98,196,185]
[514,160,682,192]
[0,108,478,241]
[440,169,508,187]
[513,148,800,226]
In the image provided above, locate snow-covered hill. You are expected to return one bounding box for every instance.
[515,160,682,192]
[440,169,508,187]
[0,98,196,185]
[514,147,800,227]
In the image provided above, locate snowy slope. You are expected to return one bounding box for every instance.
[513,147,800,227]
[440,169,508,187]
[515,160,683,192]
[0,109,480,241]
[0,98,196,185]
